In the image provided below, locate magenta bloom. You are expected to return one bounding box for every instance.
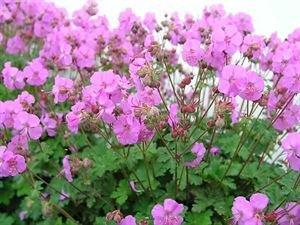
[232,193,269,225]
[212,25,243,55]
[16,91,35,110]
[238,71,264,101]
[281,132,300,171]
[218,65,246,97]
[52,76,74,103]
[210,146,221,155]
[185,142,206,168]
[182,39,204,66]
[66,112,81,134]
[275,202,300,225]
[74,45,95,68]
[6,35,27,54]
[62,155,73,182]
[2,62,25,90]
[41,114,57,137]
[151,199,184,225]
[14,112,43,140]
[113,115,141,145]
[7,135,28,155]
[119,215,137,225]
[0,147,26,177]
[59,189,70,201]
[281,63,300,93]
[24,59,49,86]
[168,103,179,129]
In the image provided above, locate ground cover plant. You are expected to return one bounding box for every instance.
[0,1,299,224]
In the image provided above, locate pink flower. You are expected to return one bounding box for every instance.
[168,103,179,129]
[6,35,27,54]
[241,35,265,60]
[184,142,206,168]
[2,62,25,90]
[151,199,184,225]
[113,115,141,145]
[62,155,73,182]
[41,114,57,137]
[24,59,49,86]
[19,211,27,221]
[74,45,95,68]
[143,12,157,31]
[0,147,26,177]
[212,25,243,55]
[273,104,300,131]
[232,193,269,225]
[182,39,204,66]
[210,146,221,155]
[65,102,85,133]
[281,63,300,93]
[7,135,28,155]
[59,189,70,201]
[281,132,300,171]
[275,202,300,225]
[66,112,81,134]
[218,65,246,97]
[14,112,43,140]
[0,100,23,129]
[119,215,137,225]
[129,180,142,193]
[52,76,74,103]
[16,91,35,110]
[238,71,264,101]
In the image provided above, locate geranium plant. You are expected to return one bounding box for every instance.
[0,1,299,225]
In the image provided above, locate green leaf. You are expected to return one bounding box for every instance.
[111,180,131,206]
[0,213,14,225]
[185,210,212,225]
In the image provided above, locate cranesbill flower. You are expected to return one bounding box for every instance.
[238,71,264,101]
[210,146,221,155]
[14,112,43,140]
[7,135,28,155]
[113,115,141,145]
[16,91,35,110]
[232,193,269,225]
[62,155,73,182]
[52,76,74,103]
[6,35,27,54]
[218,65,246,97]
[59,189,70,201]
[281,132,300,171]
[0,147,26,177]
[24,59,49,86]
[168,103,179,129]
[41,114,57,137]
[119,215,137,225]
[212,25,243,55]
[182,39,204,66]
[184,142,206,168]
[66,112,81,134]
[275,202,300,225]
[2,62,25,90]
[74,45,95,68]
[151,199,184,225]
[281,63,300,93]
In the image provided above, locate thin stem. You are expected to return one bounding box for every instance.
[162,58,180,105]
[221,107,264,181]
[189,93,218,138]
[255,170,292,192]
[139,144,154,195]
